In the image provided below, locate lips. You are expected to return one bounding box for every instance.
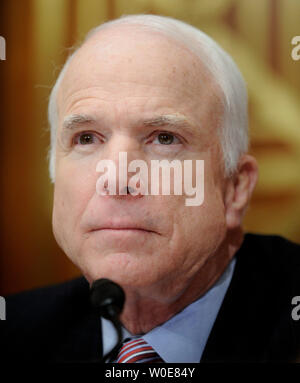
[89,221,158,234]
[93,227,152,232]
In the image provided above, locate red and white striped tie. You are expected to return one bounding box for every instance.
[115,338,164,363]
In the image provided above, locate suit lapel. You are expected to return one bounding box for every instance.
[51,277,103,362]
[201,234,273,362]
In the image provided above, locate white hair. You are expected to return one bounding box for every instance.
[48,14,248,182]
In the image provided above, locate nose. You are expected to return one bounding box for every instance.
[95,135,146,199]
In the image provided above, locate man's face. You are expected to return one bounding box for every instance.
[53,27,228,302]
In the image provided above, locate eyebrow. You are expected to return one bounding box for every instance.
[62,114,95,130]
[62,113,193,131]
[143,114,192,128]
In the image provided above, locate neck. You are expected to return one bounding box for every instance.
[120,228,243,334]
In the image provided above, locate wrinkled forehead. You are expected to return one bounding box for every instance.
[57,24,224,119]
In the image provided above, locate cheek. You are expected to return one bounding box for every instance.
[52,163,97,240]
[178,197,226,250]
[173,174,227,259]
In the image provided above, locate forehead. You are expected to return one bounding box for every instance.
[58,25,223,125]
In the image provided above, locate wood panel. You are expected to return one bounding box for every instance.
[0,0,35,294]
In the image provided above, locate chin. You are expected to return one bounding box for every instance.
[78,253,151,285]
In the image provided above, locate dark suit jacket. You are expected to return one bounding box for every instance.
[1,233,300,362]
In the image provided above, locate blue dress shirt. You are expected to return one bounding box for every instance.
[102,257,236,363]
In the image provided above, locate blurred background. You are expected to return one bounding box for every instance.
[0,0,299,295]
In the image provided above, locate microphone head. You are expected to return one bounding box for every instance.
[90,278,125,319]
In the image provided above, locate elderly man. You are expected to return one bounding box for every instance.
[3,14,300,363]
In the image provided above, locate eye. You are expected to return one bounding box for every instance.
[73,132,98,145]
[153,132,181,145]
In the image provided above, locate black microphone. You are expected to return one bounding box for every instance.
[90,278,125,362]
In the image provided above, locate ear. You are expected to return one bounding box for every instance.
[224,154,258,230]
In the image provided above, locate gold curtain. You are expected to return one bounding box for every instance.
[1,0,300,295]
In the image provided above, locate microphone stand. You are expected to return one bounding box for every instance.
[89,278,125,363]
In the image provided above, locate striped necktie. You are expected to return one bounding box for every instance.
[115,337,164,363]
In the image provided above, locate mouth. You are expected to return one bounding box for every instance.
[89,223,158,235]
[89,228,158,240]
[91,228,154,233]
